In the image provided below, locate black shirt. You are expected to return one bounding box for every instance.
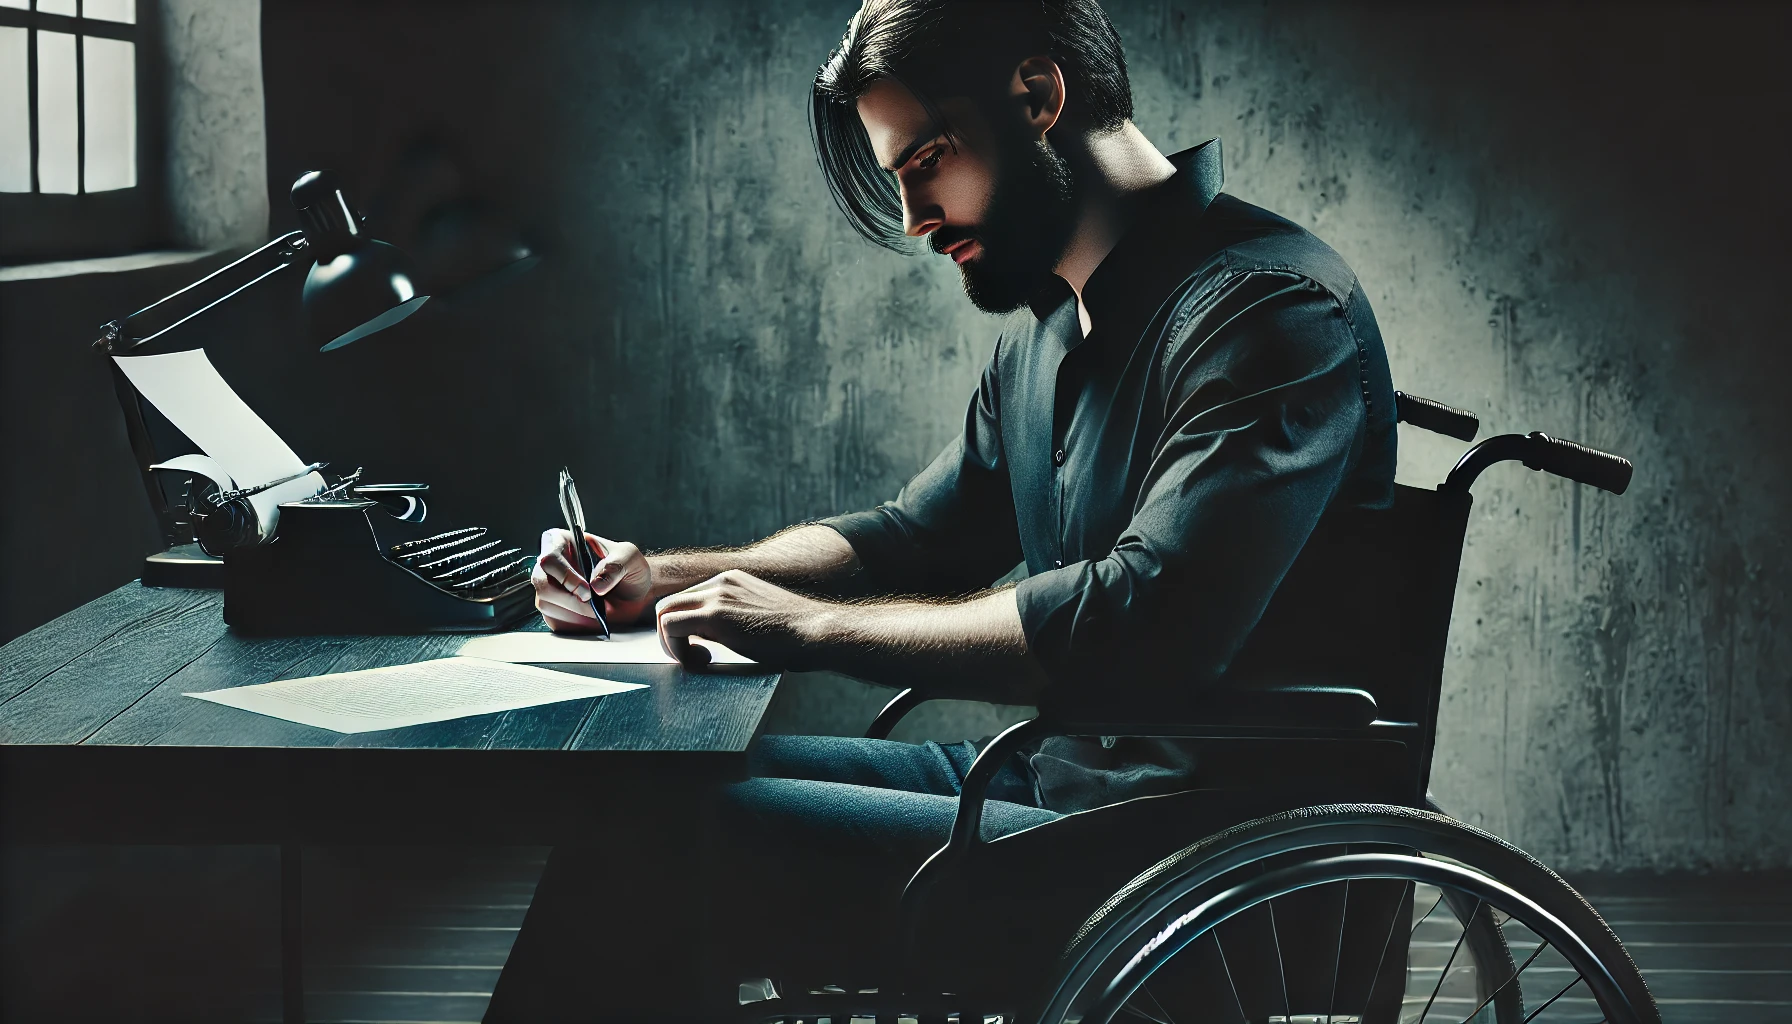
[823,140,1398,812]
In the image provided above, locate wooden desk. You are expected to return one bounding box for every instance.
[0,583,782,1021]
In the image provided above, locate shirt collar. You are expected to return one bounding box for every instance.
[1027,137,1226,323]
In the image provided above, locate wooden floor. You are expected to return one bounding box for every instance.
[302,845,548,1024]
[1561,873,1792,1024]
[297,849,1789,1023]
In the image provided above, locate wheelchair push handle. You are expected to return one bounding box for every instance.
[1395,391,1480,441]
[1444,431,1634,495]
[1525,431,1634,494]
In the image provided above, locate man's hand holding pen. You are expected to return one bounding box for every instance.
[532,529,655,633]
[532,527,822,669]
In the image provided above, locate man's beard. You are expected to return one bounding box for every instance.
[932,137,1077,314]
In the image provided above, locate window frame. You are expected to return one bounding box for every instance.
[0,0,165,265]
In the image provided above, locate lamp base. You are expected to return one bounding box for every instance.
[143,543,224,589]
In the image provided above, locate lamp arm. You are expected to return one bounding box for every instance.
[95,230,312,354]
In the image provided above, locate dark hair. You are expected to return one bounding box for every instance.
[812,0,1133,249]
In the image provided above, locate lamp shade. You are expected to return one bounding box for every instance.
[290,170,431,352]
[304,241,430,352]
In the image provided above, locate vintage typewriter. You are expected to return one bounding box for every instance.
[208,470,538,635]
[102,348,538,636]
[129,455,538,635]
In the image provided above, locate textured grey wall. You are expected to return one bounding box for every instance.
[160,0,268,248]
[1105,3,1789,874]
[240,0,1784,873]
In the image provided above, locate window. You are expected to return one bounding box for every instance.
[0,0,161,264]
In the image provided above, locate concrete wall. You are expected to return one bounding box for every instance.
[160,0,269,248]
[1106,2,1790,873]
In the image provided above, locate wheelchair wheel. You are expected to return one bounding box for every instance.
[1036,804,1657,1024]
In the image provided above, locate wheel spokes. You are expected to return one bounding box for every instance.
[1363,880,1417,1016]
[1520,974,1587,1024]
[1455,936,1549,1024]
[1413,889,1447,936]
[1127,983,1181,1024]
[1328,877,1352,1020]
[1414,896,1480,1023]
[1267,893,1292,1020]
[1211,928,1249,1024]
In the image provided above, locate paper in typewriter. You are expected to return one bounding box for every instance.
[185,657,645,734]
[112,348,325,538]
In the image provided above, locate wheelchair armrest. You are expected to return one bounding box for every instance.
[1044,681,1381,735]
[868,680,1376,742]
[938,682,1379,860]
[865,687,928,739]
[898,681,1383,974]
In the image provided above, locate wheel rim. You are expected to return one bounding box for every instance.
[1046,810,1655,1024]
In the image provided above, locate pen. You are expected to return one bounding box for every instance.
[557,467,611,638]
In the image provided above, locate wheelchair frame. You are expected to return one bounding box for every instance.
[743,393,1636,1024]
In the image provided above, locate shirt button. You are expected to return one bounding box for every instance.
[1053,559,1064,569]
[1053,448,1066,466]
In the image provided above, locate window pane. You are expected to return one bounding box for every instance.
[37,0,77,15]
[0,27,26,191]
[82,0,134,24]
[83,35,133,190]
[0,0,28,12]
[36,30,77,194]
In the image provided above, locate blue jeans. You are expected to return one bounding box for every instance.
[732,733,1054,848]
[485,734,1060,1021]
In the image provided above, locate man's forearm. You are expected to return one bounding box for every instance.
[802,586,1048,705]
[645,523,862,602]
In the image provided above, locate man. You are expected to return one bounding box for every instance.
[489,0,1395,1015]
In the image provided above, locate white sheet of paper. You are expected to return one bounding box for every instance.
[148,452,236,490]
[458,628,755,666]
[113,349,324,538]
[184,657,645,734]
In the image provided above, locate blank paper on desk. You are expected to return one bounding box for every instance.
[184,657,644,734]
[458,628,755,666]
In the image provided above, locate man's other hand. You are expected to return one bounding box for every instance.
[532,529,654,633]
[654,570,820,669]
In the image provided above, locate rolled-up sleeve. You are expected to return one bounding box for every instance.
[1015,272,1368,689]
[822,347,1024,596]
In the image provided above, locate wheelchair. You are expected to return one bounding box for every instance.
[742,393,1655,1024]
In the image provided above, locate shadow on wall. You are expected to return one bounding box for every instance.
[0,254,232,643]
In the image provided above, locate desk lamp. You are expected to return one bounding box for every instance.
[97,171,432,585]
[99,170,429,356]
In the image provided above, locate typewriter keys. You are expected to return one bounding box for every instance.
[390,527,533,596]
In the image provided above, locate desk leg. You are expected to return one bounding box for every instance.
[281,843,305,1024]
